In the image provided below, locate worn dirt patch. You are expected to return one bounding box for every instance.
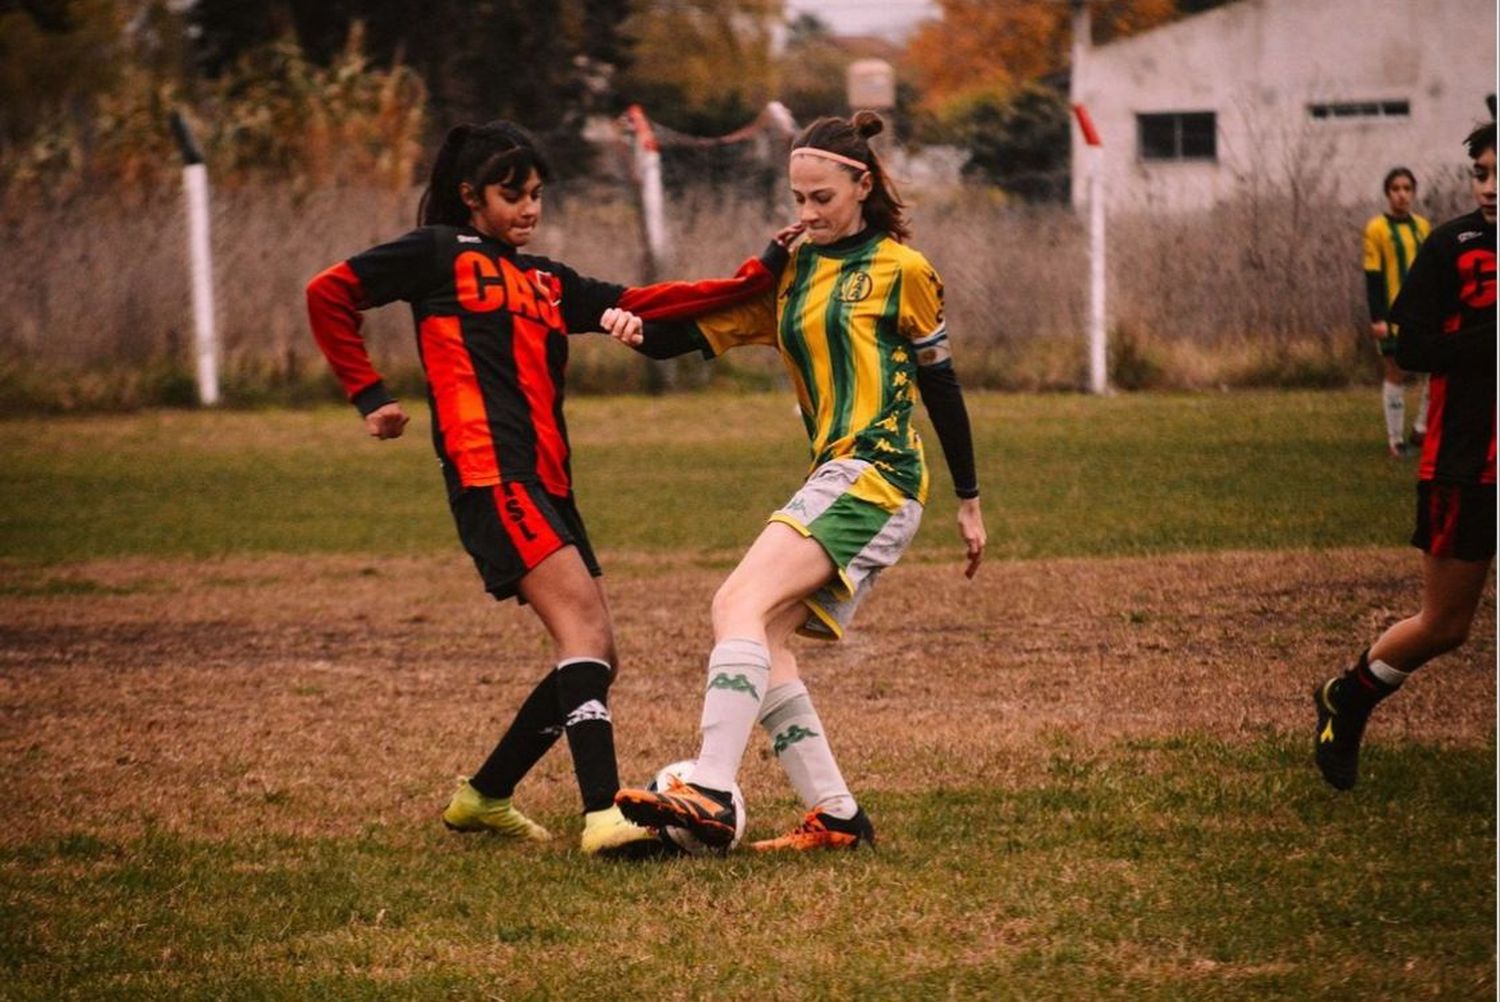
[0,548,1491,845]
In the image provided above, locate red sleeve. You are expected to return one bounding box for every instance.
[616,251,780,322]
[306,261,384,400]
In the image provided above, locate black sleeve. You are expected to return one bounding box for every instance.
[915,365,979,499]
[543,260,627,334]
[635,320,715,360]
[1365,271,1389,322]
[345,228,441,307]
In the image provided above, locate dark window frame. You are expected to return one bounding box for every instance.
[1308,99,1411,121]
[1136,111,1218,163]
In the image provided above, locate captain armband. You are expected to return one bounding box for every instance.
[912,326,952,369]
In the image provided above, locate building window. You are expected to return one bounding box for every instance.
[1137,112,1217,162]
[1308,100,1410,121]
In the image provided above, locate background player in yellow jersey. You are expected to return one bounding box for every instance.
[603,111,986,852]
[1363,167,1432,457]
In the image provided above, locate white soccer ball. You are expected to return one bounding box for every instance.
[647,759,747,855]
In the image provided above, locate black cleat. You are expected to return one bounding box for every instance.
[615,776,738,848]
[1314,679,1369,791]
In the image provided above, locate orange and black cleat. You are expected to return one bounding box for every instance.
[750,807,875,852]
[615,775,738,848]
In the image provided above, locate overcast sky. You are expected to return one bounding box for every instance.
[784,0,942,40]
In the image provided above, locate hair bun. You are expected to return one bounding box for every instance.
[851,110,884,140]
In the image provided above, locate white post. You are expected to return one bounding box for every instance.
[1087,146,1107,395]
[1073,103,1108,395]
[625,104,667,279]
[172,111,219,406]
[182,163,219,406]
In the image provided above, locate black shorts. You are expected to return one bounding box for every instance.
[451,482,602,601]
[1411,481,1496,561]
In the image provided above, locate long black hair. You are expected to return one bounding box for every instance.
[417,120,552,227]
[792,110,909,242]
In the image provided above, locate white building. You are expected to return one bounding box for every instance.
[1069,0,1497,213]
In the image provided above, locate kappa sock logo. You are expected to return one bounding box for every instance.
[773,723,820,755]
[707,672,761,700]
[565,699,611,727]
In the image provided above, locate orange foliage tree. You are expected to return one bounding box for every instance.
[902,0,1178,113]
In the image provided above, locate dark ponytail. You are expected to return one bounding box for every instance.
[792,110,909,242]
[417,120,552,227]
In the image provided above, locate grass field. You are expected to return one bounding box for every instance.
[1,389,1493,1000]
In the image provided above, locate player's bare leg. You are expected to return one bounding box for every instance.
[511,548,655,856]
[1316,553,1493,790]
[616,524,835,844]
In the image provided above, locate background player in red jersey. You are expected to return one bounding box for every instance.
[1314,121,1496,791]
[1363,168,1432,457]
[306,121,776,855]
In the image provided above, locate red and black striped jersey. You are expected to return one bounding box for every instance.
[1392,209,1497,486]
[307,225,778,498]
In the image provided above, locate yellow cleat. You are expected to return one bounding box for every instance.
[580,805,666,859]
[442,780,551,841]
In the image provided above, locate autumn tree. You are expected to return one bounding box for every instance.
[615,0,782,134]
[189,0,632,148]
[902,0,1178,114]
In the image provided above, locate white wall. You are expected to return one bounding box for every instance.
[1070,0,1497,213]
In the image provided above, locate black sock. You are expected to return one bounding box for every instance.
[555,658,620,813]
[468,671,563,799]
[1330,649,1397,714]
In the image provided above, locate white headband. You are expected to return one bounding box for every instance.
[790,147,869,172]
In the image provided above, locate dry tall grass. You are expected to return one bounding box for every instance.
[0,171,1474,411]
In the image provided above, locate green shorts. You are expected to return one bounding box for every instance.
[769,459,923,640]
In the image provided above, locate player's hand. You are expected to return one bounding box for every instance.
[957,496,986,579]
[772,222,806,248]
[600,307,644,347]
[364,401,409,440]
[1370,320,1389,340]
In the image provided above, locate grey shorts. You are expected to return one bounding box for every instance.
[769,458,923,640]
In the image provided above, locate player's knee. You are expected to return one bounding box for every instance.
[711,577,766,630]
[555,617,614,664]
[1419,613,1471,656]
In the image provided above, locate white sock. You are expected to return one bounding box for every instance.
[757,680,856,820]
[1368,658,1411,689]
[691,639,770,792]
[1383,382,1405,446]
[1414,378,1429,436]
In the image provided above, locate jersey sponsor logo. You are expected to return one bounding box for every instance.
[565,699,611,727]
[1458,230,1485,243]
[457,234,482,243]
[773,723,820,755]
[1457,249,1496,309]
[834,270,873,303]
[707,672,761,700]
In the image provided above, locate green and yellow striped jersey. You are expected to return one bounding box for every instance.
[1363,212,1431,312]
[696,230,944,505]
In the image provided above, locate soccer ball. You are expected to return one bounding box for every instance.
[647,759,746,855]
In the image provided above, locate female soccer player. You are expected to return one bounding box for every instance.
[1315,122,1496,790]
[609,111,987,851]
[1363,167,1433,457]
[305,121,777,855]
